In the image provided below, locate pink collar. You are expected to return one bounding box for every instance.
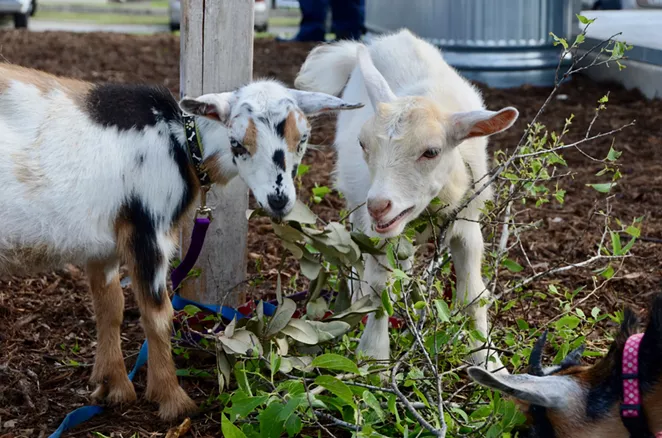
[620,333,662,437]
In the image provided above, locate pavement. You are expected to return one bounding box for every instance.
[28,20,169,33]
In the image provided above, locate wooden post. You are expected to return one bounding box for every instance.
[179,0,254,307]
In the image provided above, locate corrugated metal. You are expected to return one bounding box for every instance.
[365,0,580,88]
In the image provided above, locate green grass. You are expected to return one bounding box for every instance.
[268,15,298,27]
[33,10,168,25]
[40,1,167,10]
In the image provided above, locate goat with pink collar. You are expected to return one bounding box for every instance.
[469,294,662,438]
[295,29,519,371]
[0,63,362,420]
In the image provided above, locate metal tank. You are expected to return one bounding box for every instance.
[364,0,581,88]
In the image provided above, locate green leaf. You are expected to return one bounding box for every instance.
[312,185,332,198]
[283,199,318,225]
[285,414,303,437]
[259,403,286,438]
[386,244,397,268]
[296,163,310,176]
[516,319,529,330]
[281,319,320,345]
[625,225,641,238]
[277,394,307,422]
[577,14,595,24]
[266,298,297,337]
[230,393,269,420]
[434,299,451,323]
[549,32,569,50]
[588,182,616,193]
[606,146,622,162]
[363,390,385,422]
[600,264,615,279]
[381,290,394,317]
[312,353,360,374]
[414,301,426,310]
[300,258,322,280]
[555,315,580,330]
[222,413,247,438]
[611,231,622,255]
[503,258,524,273]
[573,33,585,46]
[315,375,355,405]
[591,307,601,319]
[599,94,609,103]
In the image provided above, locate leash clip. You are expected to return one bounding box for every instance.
[196,185,213,220]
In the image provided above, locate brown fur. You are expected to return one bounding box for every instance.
[284,110,302,152]
[0,63,91,108]
[202,153,229,186]
[112,212,197,419]
[243,118,258,156]
[87,260,137,403]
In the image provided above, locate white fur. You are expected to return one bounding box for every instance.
[0,65,361,418]
[296,30,519,371]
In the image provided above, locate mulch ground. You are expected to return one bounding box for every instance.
[0,30,661,437]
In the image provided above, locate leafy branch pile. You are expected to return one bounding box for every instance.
[173,16,641,438]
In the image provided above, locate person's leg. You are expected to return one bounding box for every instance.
[330,0,363,40]
[278,0,328,42]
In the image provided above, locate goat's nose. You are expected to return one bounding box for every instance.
[267,193,289,213]
[367,198,392,220]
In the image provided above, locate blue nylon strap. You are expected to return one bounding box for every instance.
[49,293,278,437]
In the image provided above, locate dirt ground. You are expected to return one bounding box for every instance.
[0,31,661,437]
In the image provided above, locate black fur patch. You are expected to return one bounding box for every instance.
[273,149,286,172]
[118,195,163,305]
[275,118,286,139]
[292,164,298,179]
[168,133,196,224]
[86,83,181,131]
[276,173,283,187]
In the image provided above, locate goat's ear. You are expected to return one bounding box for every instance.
[467,366,578,409]
[179,92,236,125]
[289,89,364,116]
[449,107,519,144]
[357,44,396,107]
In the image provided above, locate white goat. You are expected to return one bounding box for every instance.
[295,29,518,371]
[0,63,361,419]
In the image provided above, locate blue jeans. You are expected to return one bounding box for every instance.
[296,0,364,41]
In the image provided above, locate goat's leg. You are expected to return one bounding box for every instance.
[119,227,196,420]
[448,220,506,374]
[87,260,136,404]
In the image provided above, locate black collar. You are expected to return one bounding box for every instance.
[183,114,211,186]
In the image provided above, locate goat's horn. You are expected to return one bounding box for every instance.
[561,345,586,367]
[528,330,548,376]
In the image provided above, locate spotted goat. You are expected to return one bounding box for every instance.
[295,29,518,371]
[0,63,362,419]
[468,293,662,438]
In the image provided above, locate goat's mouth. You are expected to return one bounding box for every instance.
[374,206,415,234]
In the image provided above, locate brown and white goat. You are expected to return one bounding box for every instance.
[0,63,361,419]
[469,294,662,438]
[295,29,518,371]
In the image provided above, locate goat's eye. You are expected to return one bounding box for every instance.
[359,140,366,150]
[421,148,440,159]
[230,138,248,156]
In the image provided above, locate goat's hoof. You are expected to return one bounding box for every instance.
[148,386,197,421]
[90,375,137,404]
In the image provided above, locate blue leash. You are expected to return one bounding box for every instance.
[49,217,276,437]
